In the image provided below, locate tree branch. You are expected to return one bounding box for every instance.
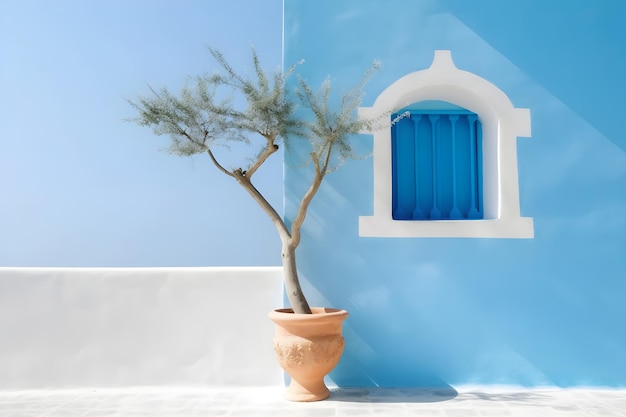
[289,138,335,248]
[245,134,278,178]
[206,148,235,178]
[233,170,292,242]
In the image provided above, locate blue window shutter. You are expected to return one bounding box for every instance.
[391,109,483,220]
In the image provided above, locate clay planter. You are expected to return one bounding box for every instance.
[268,307,349,401]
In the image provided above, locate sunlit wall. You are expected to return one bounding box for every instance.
[283,0,626,388]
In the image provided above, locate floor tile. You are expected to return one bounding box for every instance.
[0,386,624,417]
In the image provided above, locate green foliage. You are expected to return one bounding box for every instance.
[293,60,381,174]
[129,47,379,175]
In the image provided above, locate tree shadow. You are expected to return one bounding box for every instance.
[327,386,458,403]
[453,390,554,405]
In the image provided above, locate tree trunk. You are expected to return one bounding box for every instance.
[231,171,313,314]
[282,242,312,314]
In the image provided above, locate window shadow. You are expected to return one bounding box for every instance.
[327,387,458,403]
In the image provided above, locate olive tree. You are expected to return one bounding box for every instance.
[129,48,378,314]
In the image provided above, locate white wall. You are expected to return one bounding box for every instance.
[0,267,284,389]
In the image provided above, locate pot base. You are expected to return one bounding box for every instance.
[285,379,330,402]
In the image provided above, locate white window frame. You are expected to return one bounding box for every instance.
[358,50,534,238]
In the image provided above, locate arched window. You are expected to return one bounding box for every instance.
[358,51,533,238]
[392,105,483,221]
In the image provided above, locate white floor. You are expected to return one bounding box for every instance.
[0,386,624,417]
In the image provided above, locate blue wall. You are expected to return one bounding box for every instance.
[283,0,626,388]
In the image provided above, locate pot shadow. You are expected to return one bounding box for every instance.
[327,387,458,403]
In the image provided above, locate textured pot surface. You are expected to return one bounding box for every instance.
[269,308,348,402]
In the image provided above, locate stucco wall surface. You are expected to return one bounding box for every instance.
[283,0,626,388]
[0,267,283,389]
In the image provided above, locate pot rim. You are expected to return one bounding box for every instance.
[272,307,347,314]
[269,307,348,321]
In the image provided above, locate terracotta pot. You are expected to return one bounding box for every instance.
[268,307,349,401]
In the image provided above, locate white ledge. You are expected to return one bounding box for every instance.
[359,217,534,238]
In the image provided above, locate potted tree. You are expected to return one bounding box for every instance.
[129,48,379,401]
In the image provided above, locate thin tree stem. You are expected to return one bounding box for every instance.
[206,148,235,178]
[246,135,278,178]
[289,139,334,248]
[233,171,291,242]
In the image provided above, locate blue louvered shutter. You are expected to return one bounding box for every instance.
[391,109,483,220]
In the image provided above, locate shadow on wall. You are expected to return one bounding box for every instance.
[289,120,625,388]
[297,241,461,389]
